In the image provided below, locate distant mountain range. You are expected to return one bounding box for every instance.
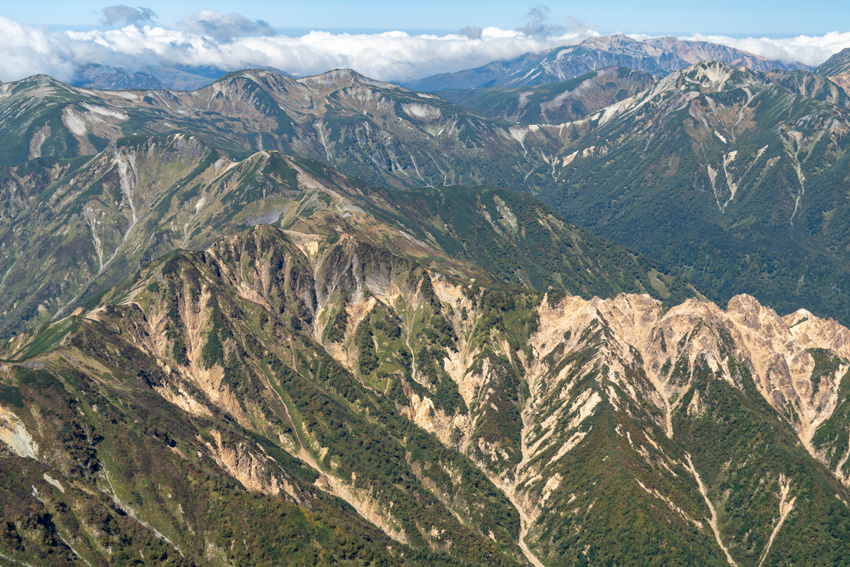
[440,67,657,124]
[405,35,806,91]
[68,64,293,91]
[535,60,850,325]
[0,68,575,191]
[59,34,809,92]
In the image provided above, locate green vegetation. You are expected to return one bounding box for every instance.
[539,64,850,324]
[376,185,693,305]
[443,68,655,124]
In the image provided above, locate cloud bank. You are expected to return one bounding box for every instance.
[100,5,157,27]
[0,12,848,85]
[179,10,276,43]
[0,14,596,83]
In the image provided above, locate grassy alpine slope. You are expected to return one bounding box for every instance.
[0,128,691,339]
[539,61,850,325]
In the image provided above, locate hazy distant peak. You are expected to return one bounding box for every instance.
[408,34,802,91]
[296,68,405,92]
[818,47,850,76]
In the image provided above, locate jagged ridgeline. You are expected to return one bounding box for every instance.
[0,69,584,191]
[2,224,850,566]
[818,47,850,91]
[0,129,690,339]
[4,52,850,566]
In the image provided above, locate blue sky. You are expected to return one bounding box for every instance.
[5,1,849,36]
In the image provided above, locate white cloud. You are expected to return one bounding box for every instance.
[682,32,850,67]
[518,6,566,38]
[0,18,77,82]
[0,13,848,86]
[179,10,276,43]
[100,5,156,27]
[0,14,595,83]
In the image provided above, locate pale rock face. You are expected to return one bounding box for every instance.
[784,308,850,360]
[682,61,737,92]
[0,405,38,460]
[205,429,284,496]
[529,293,849,461]
[723,296,834,451]
[402,103,442,120]
[406,392,469,447]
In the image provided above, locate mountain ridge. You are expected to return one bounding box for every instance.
[440,67,657,124]
[5,31,850,567]
[818,47,850,91]
[5,59,850,328]
[0,132,691,340]
[2,222,850,565]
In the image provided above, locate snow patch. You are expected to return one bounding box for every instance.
[62,107,87,137]
[81,103,128,121]
[402,103,441,120]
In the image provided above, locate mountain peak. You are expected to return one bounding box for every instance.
[818,47,850,77]
[296,68,404,93]
[580,34,640,49]
[674,60,763,92]
[215,68,291,87]
[12,74,67,89]
[1,74,75,99]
